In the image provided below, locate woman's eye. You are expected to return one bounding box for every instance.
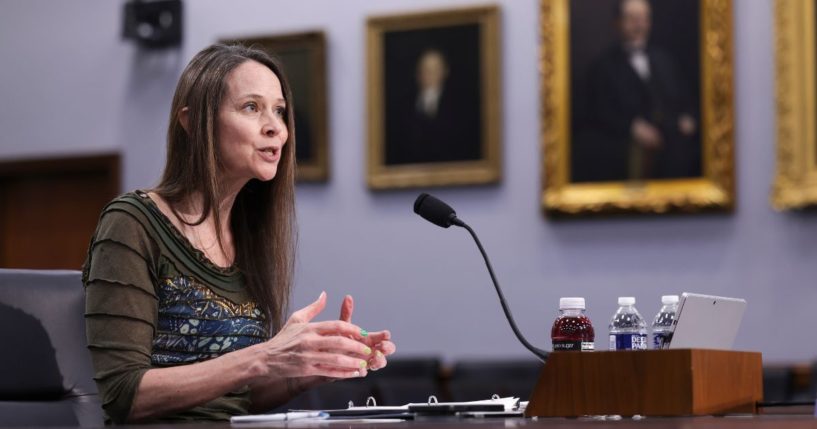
[275,107,286,117]
[243,103,258,112]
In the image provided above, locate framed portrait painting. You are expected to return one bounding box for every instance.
[540,0,735,215]
[223,32,329,182]
[772,0,817,209]
[366,6,501,189]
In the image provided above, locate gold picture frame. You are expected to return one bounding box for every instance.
[540,0,735,215]
[772,0,817,209]
[224,32,329,182]
[366,6,501,190]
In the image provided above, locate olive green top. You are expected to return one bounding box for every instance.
[82,191,270,423]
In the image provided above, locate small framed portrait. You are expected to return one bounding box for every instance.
[541,0,735,215]
[224,32,329,182]
[366,6,501,189]
[772,0,817,209]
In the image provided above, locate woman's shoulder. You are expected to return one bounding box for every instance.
[83,191,163,286]
[93,190,163,241]
[101,190,150,213]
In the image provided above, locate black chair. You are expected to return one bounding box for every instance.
[762,366,794,403]
[313,378,376,409]
[0,269,103,427]
[272,378,375,412]
[369,357,442,405]
[802,360,817,402]
[447,359,543,402]
[787,361,817,403]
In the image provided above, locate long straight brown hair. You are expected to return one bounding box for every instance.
[154,43,296,333]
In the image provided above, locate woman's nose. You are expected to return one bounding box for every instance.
[262,114,283,137]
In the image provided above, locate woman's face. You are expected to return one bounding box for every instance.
[217,60,288,186]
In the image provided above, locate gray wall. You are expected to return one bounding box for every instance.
[1,0,814,363]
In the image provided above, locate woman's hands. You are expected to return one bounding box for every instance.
[338,294,396,371]
[246,292,397,411]
[252,292,374,380]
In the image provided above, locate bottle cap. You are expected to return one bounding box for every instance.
[618,296,636,306]
[661,295,679,305]
[559,297,585,309]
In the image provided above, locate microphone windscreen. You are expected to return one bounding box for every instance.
[414,193,457,228]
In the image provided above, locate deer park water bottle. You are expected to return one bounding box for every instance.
[551,297,595,351]
[608,297,647,350]
[651,295,679,349]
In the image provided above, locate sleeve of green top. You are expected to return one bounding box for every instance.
[83,208,160,424]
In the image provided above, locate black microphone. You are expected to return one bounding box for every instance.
[413,193,465,228]
[413,193,550,362]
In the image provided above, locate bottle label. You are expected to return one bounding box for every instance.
[553,341,595,352]
[552,340,580,351]
[609,333,648,350]
[652,332,673,349]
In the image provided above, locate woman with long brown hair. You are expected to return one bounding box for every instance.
[83,43,395,423]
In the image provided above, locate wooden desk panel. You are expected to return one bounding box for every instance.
[526,350,763,417]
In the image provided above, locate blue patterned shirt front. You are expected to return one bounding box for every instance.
[152,275,269,366]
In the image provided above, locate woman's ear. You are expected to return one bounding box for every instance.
[178,107,190,133]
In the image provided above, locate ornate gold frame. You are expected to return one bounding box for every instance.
[224,32,329,182]
[772,0,817,209]
[540,0,735,215]
[366,6,501,190]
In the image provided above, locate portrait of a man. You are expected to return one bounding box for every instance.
[368,6,500,189]
[383,27,482,166]
[570,0,701,183]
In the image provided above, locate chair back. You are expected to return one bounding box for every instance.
[0,269,102,427]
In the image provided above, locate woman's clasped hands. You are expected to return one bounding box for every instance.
[251,291,396,382]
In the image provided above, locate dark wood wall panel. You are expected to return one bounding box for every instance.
[0,154,120,270]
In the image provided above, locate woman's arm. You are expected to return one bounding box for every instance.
[129,345,265,421]
[129,292,371,422]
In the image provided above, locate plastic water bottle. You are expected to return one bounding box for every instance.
[608,297,647,350]
[551,297,595,351]
[651,295,679,349]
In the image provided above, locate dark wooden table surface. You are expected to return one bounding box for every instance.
[79,415,816,429]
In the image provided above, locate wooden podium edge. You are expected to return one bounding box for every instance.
[524,349,762,417]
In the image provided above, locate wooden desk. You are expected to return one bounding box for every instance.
[109,416,816,429]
